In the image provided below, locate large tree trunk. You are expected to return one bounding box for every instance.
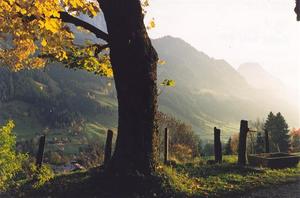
[102,0,159,176]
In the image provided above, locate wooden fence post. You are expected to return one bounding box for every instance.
[238,120,248,166]
[214,127,222,163]
[164,128,169,164]
[265,129,270,153]
[36,135,46,169]
[104,129,113,167]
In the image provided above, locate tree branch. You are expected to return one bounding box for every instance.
[94,43,109,54]
[59,12,109,42]
[18,11,109,42]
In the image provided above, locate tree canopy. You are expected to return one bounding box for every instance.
[0,0,113,75]
[264,112,290,152]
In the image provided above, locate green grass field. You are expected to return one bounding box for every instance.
[6,155,299,198]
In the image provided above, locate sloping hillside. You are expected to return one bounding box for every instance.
[0,65,117,149]
[0,36,298,144]
[154,36,299,138]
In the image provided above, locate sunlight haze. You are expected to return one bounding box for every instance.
[147,0,300,99]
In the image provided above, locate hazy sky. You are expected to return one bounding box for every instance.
[147,0,300,94]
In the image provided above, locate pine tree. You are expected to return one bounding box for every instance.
[225,137,233,155]
[264,112,276,151]
[273,112,290,152]
[264,112,276,132]
[264,112,290,152]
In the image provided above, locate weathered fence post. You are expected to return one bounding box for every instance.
[36,135,46,169]
[214,127,222,163]
[104,129,113,167]
[238,120,248,166]
[265,129,270,153]
[164,128,169,164]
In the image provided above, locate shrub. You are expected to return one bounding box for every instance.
[157,112,202,162]
[0,121,54,191]
[0,121,28,191]
[78,142,104,168]
[230,133,239,154]
[30,164,54,189]
[170,144,193,162]
[290,128,300,152]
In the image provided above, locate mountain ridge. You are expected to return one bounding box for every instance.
[0,35,298,144]
[153,36,299,129]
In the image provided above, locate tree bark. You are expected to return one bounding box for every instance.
[101,0,159,176]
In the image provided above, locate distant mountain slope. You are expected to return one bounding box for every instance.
[238,63,285,91]
[0,65,118,141]
[238,63,299,122]
[0,35,298,144]
[153,36,299,134]
[154,36,251,96]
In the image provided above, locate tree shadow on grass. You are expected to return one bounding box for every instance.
[12,168,170,198]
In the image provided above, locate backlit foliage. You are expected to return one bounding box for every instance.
[161,79,175,87]
[230,133,239,154]
[146,18,156,30]
[157,112,201,162]
[0,0,112,76]
[30,164,54,189]
[290,128,300,152]
[0,0,169,80]
[0,121,28,190]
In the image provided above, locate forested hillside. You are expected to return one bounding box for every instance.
[0,36,298,144]
[0,65,117,143]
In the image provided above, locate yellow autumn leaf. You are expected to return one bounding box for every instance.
[147,18,156,30]
[158,59,166,65]
[51,11,60,18]
[38,20,45,28]
[44,18,59,33]
[150,19,155,28]
[20,9,26,15]
[41,39,47,47]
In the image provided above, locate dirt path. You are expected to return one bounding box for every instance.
[240,178,300,198]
